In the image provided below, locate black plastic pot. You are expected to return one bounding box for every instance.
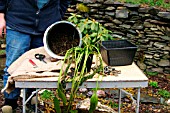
[101,40,137,66]
[78,54,93,72]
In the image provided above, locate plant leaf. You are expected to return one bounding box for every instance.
[57,88,67,106]
[73,17,78,24]
[89,92,98,113]
[91,22,96,31]
[70,110,78,113]
[54,97,61,113]
[90,33,97,37]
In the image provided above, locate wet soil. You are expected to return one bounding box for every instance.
[48,33,79,56]
[47,23,80,56]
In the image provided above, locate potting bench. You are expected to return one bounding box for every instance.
[15,64,148,113]
[6,47,148,113]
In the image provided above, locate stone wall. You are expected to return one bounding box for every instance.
[64,0,170,74]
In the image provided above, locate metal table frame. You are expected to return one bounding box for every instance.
[15,75,148,113]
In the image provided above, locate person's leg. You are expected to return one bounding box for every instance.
[3,29,31,109]
[30,34,44,49]
[26,35,44,97]
[26,35,44,93]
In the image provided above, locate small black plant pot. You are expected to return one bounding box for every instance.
[78,54,93,72]
[101,40,137,66]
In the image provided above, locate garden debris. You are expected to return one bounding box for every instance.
[97,90,106,98]
[1,44,6,49]
[104,66,121,76]
[50,57,60,62]
[166,99,170,105]
[79,88,88,93]
[87,91,93,97]
[76,98,117,113]
[134,93,160,104]
[104,89,127,99]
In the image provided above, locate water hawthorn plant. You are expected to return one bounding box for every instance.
[41,13,115,113]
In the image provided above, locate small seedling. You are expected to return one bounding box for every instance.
[40,90,54,101]
[158,89,170,99]
[0,50,5,55]
[109,101,119,108]
[149,81,158,88]
[146,71,158,76]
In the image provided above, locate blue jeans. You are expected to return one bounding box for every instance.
[3,29,44,99]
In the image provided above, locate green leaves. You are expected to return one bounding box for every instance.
[146,71,158,76]
[158,89,170,99]
[67,13,114,49]
[149,81,158,88]
[57,88,67,106]
[40,90,54,100]
[0,50,5,55]
[68,13,81,24]
[90,33,98,37]
[53,13,111,113]
[89,91,98,113]
[91,21,99,31]
[54,97,61,113]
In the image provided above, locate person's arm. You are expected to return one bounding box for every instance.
[60,0,71,17]
[0,0,6,38]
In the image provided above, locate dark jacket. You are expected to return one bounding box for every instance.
[0,0,71,35]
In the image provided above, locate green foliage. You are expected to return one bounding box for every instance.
[89,91,98,113]
[158,89,170,98]
[68,13,115,47]
[52,13,115,112]
[57,88,67,106]
[116,0,170,9]
[89,83,99,113]
[149,81,158,88]
[48,12,116,112]
[69,110,78,113]
[54,97,61,113]
[0,50,5,55]
[146,71,158,76]
[40,90,54,100]
[124,0,140,4]
[56,45,102,113]
[109,101,119,108]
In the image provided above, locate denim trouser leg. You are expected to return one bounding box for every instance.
[3,29,44,99]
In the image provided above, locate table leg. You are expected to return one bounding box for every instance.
[35,88,38,113]
[136,88,140,113]
[118,89,122,113]
[23,89,26,113]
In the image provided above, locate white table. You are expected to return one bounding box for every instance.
[14,63,148,113]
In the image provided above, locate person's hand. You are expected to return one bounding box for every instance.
[0,13,6,38]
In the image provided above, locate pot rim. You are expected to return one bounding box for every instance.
[43,20,82,59]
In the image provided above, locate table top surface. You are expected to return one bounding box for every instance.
[15,62,148,89]
[15,63,148,82]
